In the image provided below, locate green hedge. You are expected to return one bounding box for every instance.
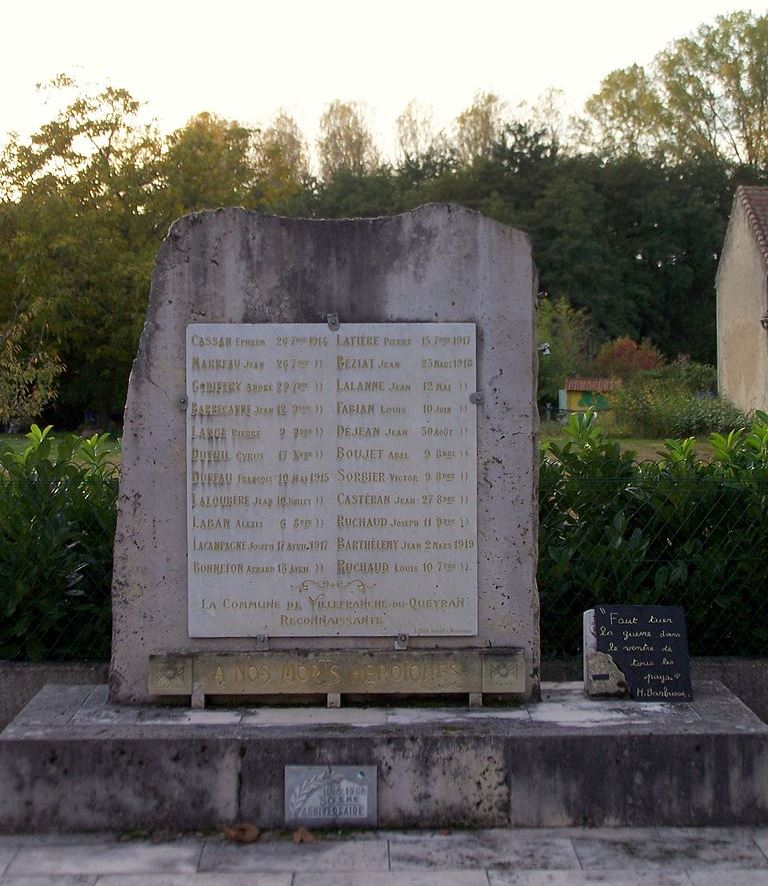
[2,417,768,662]
[539,412,768,658]
[0,426,117,660]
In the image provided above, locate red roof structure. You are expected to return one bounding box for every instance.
[564,378,617,393]
[736,186,768,266]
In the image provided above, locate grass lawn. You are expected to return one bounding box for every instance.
[539,420,717,462]
[0,431,122,465]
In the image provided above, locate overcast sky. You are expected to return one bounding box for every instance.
[1,1,762,158]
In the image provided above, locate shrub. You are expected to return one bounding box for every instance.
[539,411,768,658]
[608,383,744,438]
[0,425,118,660]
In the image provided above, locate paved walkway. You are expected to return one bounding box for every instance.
[0,827,767,884]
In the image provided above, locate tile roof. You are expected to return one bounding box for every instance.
[737,186,768,266]
[564,378,617,393]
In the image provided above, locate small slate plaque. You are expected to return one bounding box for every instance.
[285,765,377,828]
[592,605,693,701]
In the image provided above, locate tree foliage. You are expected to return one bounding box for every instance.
[316,100,380,180]
[0,301,63,427]
[591,336,665,379]
[582,11,768,168]
[2,10,767,424]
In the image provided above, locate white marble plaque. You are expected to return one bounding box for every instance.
[186,323,477,638]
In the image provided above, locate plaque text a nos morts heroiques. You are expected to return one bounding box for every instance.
[587,605,693,701]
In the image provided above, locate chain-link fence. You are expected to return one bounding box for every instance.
[0,476,116,663]
[539,474,768,659]
[1,463,767,663]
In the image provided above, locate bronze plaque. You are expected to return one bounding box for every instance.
[149,648,525,697]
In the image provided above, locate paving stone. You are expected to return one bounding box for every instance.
[488,871,692,884]
[6,842,202,875]
[294,873,490,886]
[95,876,291,885]
[753,831,768,858]
[572,833,768,870]
[687,872,768,885]
[388,832,580,870]
[0,835,118,848]
[239,708,387,727]
[0,845,18,874]
[0,877,97,885]
[199,839,388,872]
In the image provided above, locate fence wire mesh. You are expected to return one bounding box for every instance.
[538,471,768,659]
[0,475,117,662]
[1,465,767,663]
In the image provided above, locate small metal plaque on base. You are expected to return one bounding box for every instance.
[285,765,377,828]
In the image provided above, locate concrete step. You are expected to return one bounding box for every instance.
[1,681,766,832]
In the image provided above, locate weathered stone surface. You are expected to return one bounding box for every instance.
[110,205,539,704]
[2,681,768,832]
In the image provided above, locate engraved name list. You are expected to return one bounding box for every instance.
[186,322,478,638]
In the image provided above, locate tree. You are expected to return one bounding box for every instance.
[253,110,310,207]
[580,12,768,168]
[579,65,665,156]
[454,92,507,163]
[0,77,164,423]
[316,101,380,181]
[395,100,448,163]
[537,297,595,404]
[161,112,257,215]
[591,336,665,379]
[0,300,63,428]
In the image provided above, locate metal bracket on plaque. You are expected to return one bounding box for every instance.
[326,312,340,331]
[468,692,483,708]
[256,634,270,651]
[327,692,341,709]
[394,633,408,651]
[191,681,206,709]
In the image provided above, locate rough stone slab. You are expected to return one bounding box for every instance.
[97,877,290,886]
[388,831,579,870]
[2,682,767,831]
[0,877,97,886]
[0,737,240,833]
[0,844,18,874]
[198,839,389,872]
[6,841,202,875]
[110,205,539,705]
[571,832,768,870]
[295,874,490,886]
[488,874,693,885]
[8,684,95,728]
[688,872,768,885]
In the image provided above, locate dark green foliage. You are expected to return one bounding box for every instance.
[539,412,768,658]
[0,425,117,661]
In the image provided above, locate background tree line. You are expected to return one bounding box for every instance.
[1,11,767,428]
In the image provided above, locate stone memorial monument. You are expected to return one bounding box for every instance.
[110,204,539,705]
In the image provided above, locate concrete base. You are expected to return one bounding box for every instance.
[1,681,766,832]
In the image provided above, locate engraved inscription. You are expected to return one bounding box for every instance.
[187,323,477,638]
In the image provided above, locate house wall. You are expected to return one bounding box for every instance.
[716,201,768,413]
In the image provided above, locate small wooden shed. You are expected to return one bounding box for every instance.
[559,377,617,414]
